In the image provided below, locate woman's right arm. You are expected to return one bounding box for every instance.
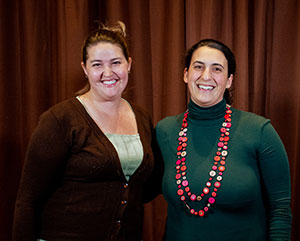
[12,110,70,241]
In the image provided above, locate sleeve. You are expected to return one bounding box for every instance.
[142,127,164,203]
[12,110,71,241]
[258,122,292,241]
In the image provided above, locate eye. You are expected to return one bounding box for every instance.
[212,66,223,73]
[112,60,121,65]
[92,62,102,67]
[194,64,203,70]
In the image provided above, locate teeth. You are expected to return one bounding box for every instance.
[198,85,213,90]
[103,80,116,85]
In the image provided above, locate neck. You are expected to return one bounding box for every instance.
[188,98,226,121]
[82,91,124,116]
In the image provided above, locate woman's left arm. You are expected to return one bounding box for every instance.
[258,122,292,241]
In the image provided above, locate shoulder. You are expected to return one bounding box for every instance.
[40,97,81,120]
[127,101,154,134]
[130,102,151,119]
[156,113,184,133]
[232,107,270,128]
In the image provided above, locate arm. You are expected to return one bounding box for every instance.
[12,110,70,241]
[258,122,292,241]
[143,128,164,203]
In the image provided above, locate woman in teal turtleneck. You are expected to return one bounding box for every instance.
[155,39,292,241]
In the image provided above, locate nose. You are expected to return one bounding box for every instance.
[102,65,113,77]
[201,67,211,80]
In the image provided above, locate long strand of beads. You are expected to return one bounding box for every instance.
[175,105,232,216]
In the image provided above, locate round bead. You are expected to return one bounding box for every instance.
[177,189,184,195]
[218,142,224,147]
[203,187,210,194]
[199,210,205,216]
[209,170,216,177]
[214,182,221,188]
[190,194,196,201]
[181,151,187,157]
[181,166,187,171]
[220,127,227,133]
[221,150,228,156]
[219,166,225,172]
[208,197,215,204]
[214,156,221,161]
[182,180,188,186]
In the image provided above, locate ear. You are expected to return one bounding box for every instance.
[183,68,188,84]
[226,74,233,89]
[81,62,88,76]
[127,57,132,72]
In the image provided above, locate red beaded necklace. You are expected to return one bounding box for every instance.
[176,105,232,216]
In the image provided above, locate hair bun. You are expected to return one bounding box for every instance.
[99,21,126,37]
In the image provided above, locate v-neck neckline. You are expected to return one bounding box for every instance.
[71,97,147,182]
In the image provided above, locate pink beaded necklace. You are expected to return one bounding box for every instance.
[176,105,232,216]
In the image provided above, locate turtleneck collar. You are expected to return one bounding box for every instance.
[188,98,227,121]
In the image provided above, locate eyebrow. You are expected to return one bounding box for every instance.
[193,61,224,69]
[90,57,122,63]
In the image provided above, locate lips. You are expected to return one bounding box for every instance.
[197,84,214,90]
[101,79,117,85]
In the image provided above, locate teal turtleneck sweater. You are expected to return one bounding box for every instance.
[155,99,291,241]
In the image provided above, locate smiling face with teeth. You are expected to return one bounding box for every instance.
[81,42,132,101]
[184,46,233,107]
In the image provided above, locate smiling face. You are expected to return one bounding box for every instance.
[184,46,233,107]
[81,42,131,101]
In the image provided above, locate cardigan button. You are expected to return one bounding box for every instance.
[121,200,127,205]
[123,183,129,189]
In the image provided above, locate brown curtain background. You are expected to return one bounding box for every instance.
[1,0,299,240]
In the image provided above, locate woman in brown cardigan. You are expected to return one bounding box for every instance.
[13,21,161,241]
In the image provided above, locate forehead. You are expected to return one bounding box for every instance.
[87,42,124,58]
[192,46,227,65]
